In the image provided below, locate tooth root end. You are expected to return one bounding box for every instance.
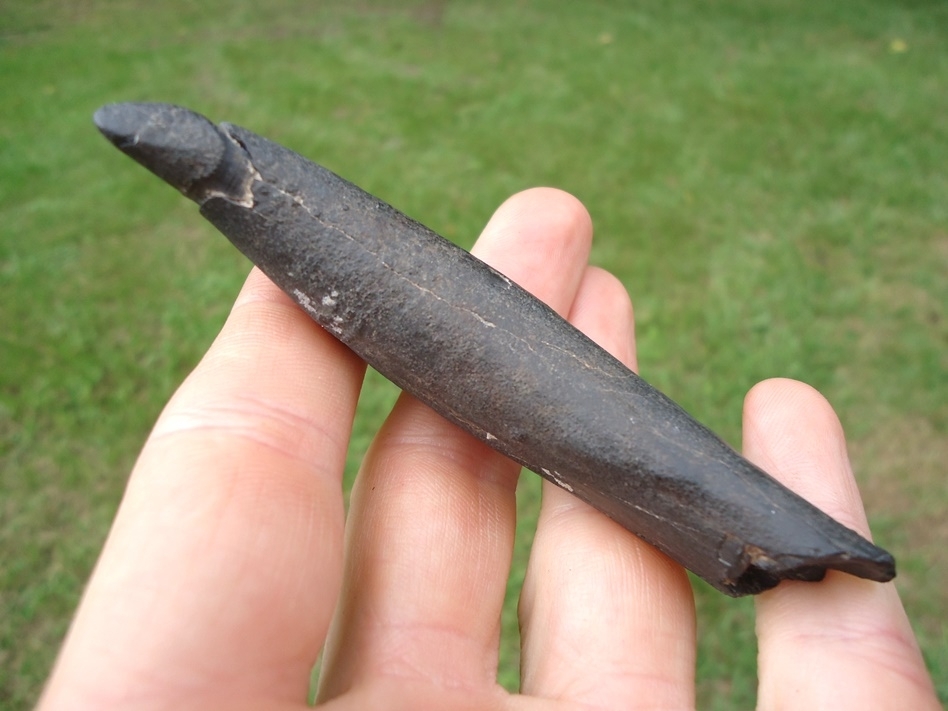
[719,539,896,596]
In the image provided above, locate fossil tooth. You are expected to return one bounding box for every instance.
[94,102,896,596]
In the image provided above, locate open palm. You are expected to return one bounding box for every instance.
[38,189,937,710]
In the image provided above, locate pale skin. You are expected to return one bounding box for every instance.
[39,189,939,710]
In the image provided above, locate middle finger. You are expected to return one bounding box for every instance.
[316,188,595,700]
[519,267,697,709]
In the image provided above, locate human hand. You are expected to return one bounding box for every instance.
[38,189,938,710]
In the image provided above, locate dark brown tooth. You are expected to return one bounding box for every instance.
[95,102,896,596]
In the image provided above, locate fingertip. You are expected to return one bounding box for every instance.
[567,266,637,371]
[231,266,295,309]
[743,377,840,436]
[472,188,593,313]
[491,186,592,234]
[742,378,869,538]
[742,377,844,478]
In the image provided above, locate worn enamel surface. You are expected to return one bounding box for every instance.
[94,102,895,596]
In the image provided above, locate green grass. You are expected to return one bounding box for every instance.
[2,0,946,707]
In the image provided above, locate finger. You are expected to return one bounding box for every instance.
[40,269,365,709]
[519,267,696,709]
[746,379,939,710]
[316,188,594,699]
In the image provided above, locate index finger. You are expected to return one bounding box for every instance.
[40,268,365,709]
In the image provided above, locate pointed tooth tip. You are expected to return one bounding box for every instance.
[93,102,228,197]
[92,102,132,130]
[93,102,169,146]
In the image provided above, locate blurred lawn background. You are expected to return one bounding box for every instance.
[1,0,946,707]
